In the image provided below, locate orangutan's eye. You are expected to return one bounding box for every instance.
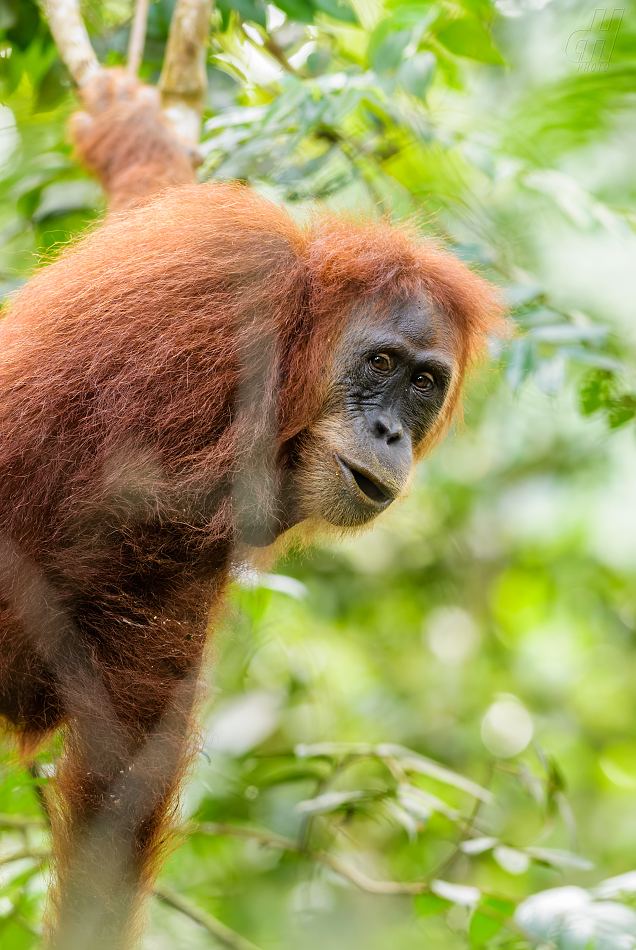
[413,371,436,393]
[370,353,393,373]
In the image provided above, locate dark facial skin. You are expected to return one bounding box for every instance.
[277,295,457,535]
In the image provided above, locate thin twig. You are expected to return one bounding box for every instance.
[0,812,46,830]
[154,884,263,950]
[159,0,214,148]
[264,38,295,73]
[196,822,431,895]
[425,761,494,883]
[238,26,296,77]
[43,0,101,86]
[297,753,357,852]
[127,0,151,76]
[0,845,50,868]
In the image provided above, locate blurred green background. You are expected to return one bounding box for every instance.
[1,0,636,946]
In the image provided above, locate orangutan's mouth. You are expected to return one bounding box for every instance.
[335,455,395,507]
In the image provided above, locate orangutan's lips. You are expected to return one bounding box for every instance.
[335,455,394,506]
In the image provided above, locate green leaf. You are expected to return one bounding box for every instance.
[272,0,315,22]
[368,4,437,73]
[295,789,369,815]
[460,836,498,855]
[369,23,413,73]
[6,0,41,50]
[530,323,607,344]
[414,892,450,916]
[524,847,594,871]
[560,346,623,372]
[545,752,567,794]
[385,0,433,7]
[436,17,504,65]
[397,51,436,97]
[459,0,496,19]
[596,870,636,899]
[431,880,481,905]
[313,0,358,24]
[216,1,231,29]
[397,783,459,821]
[579,373,612,416]
[17,186,42,220]
[383,0,436,26]
[217,0,267,26]
[385,748,494,803]
[481,896,516,917]
[504,338,536,391]
[0,0,16,31]
[493,845,530,875]
[504,284,542,307]
[35,59,69,113]
[244,758,331,787]
[33,180,102,221]
[469,909,503,944]
[469,895,516,945]
[607,396,636,429]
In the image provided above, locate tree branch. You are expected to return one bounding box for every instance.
[159,0,214,148]
[127,0,151,76]
[43,0,101,86]
[154,885,264,950]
